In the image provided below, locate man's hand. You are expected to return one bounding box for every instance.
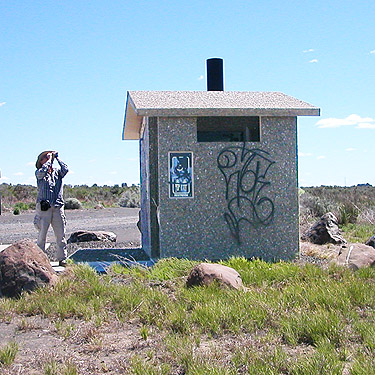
[52,151,59,159]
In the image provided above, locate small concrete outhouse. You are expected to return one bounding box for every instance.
[122,62,320,262]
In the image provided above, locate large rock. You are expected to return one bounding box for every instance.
[186,263,243,290]
[301,212,347,245]
[365,236,375,249]
[67,230,117,243]
[331,243,375,270]
[0,239,58,298]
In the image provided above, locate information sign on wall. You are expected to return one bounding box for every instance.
[169,152,193,198]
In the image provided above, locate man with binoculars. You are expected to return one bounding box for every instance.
[34,151,69,266]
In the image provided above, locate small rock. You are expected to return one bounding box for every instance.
[332,243,375,270]
[301,212,347,245]
[0,239,58,298]
[186,263,243,290]
[67,230,117,243]
[365,236,375,249]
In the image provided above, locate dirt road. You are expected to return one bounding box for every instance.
[0,207,141,245]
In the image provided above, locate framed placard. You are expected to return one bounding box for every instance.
[169,152,193,198]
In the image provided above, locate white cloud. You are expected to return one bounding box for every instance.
[370,50,375,54]
[109,171,118,175]
[309,59,318,63]
[88,159,96,163]
[303,49,315,53]
[198,75,204,80]
[299,152,313,157]
[357,122,375,129]
[317,155,326,160]
[345,148,356,152]
[0,102,6,107]
[316,114,375,128]
[14,172,24,176]
[0,176,10,181]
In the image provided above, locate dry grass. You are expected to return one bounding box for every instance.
[2,258,375,374]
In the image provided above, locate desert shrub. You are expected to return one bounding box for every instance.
[299,192,337,218]
[27,202,36,210]
[118,190,140,208]
[13,201,35,212]
[357,208,375,225]
[64,198,82,210]
[337,202,360,225]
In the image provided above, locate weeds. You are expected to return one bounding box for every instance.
[44,360,59,375]
[291,340,344,375]
[130,355,171,375]
[4,258,375,373]
[340,223,375,243]
[140,325,149,340]
[43,360,78,375]
[0,341,18,367]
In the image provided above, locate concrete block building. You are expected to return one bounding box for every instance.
[122,90,319,261]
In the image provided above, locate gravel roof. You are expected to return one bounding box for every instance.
[123,90,320,139]
[129,90,319,113]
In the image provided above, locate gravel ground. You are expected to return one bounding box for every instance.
[0,207,141,261]
[0,207,333,265]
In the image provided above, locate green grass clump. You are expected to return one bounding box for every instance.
[43,360,78,375]
[292,340,344,375]
[341,223,375,243]
[111,257,198,281]
[0,341,18,367]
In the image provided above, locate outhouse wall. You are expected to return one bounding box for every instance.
[143,115,299,262]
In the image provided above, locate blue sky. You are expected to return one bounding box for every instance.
[1,0,374,187]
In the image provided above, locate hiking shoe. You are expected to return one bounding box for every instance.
[58,260,67,267]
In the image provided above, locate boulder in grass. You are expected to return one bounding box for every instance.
[301,212,347,245]
[67,230,117,244]
[186,263,243,290]
[0,239,58,298]
[332,243,375,270]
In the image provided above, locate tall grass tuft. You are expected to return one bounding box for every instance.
[0,341,18,367]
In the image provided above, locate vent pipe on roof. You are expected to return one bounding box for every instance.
[206,58,224,91]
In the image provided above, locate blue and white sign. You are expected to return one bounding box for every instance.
[169,152,193,198]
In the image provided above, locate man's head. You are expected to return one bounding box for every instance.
[35,151,54,169]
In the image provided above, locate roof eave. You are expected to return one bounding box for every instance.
[134,107,320,117]
[122,93,143,140]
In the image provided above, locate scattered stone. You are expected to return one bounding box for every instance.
[365,236,375,249]
[0,239,58,298]
[137,210,141,232]
[186,263,243,290]
[67,231,117,243]
[301,212,347,245]
[331,243,375,270]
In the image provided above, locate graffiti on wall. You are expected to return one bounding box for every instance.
[217,143,275,244]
